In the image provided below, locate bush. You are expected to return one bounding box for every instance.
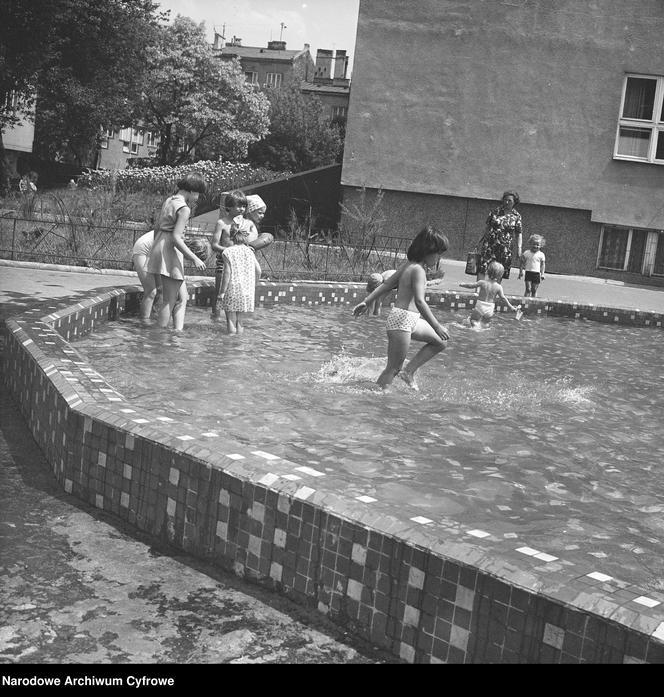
[77,160,290,204]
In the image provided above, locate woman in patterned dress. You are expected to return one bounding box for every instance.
[477,191,523,283]
[219,225,262,334]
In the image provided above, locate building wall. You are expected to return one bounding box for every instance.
[342,0,664,232]
[97,129,158,170]
[302,89,350,121]
[341,187,603,277]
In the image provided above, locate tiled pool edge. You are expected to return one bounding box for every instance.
[2,280,663,664]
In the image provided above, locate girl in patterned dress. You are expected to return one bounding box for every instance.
[146,173,207,330]
[477,191,523,282]
[219,226,261,334]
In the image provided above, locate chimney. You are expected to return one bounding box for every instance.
[213,32,224,50]
[267,40,286,50]
[333,50,348,79]
[229,35,242,46]
[315,49,334,80]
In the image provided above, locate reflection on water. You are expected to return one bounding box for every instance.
[75,304,664,589]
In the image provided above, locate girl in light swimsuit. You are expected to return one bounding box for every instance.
[352,225,450,390]
[459,261,520,328]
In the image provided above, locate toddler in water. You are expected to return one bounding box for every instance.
[459,261,520,328]
[353,226,450,391]
[365,269,396,315]
[519,234,546,297]
[219,225,261,334]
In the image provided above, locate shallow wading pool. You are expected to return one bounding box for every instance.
[74,302,664,593]
[5,280,664,663]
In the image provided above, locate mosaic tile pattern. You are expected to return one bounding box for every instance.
[1,279,663,664]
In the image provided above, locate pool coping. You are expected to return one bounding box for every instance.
[2,279,663,664]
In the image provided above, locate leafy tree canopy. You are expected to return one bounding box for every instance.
[137,16,270,165]
[32,0,165,165]
[248,73,343,173]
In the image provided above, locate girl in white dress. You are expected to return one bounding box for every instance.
[219,226,261,334]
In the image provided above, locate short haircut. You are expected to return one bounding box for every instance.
[176,172,207,194]
[528,234,545,246]
[487,261,505,280]
[501,190,520,207]
[230,225,250,244]
[406,225,449,262]
[224,190,247,211]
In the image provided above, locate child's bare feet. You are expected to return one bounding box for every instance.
[398,371,419,391]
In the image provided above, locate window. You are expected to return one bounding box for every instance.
[265,72,282,88]
[4,91,20,111]
[99,128,114,149]
[598,225,664,275]
[245,71,258,84]
[614,74,664,164]
[146,131,156,147]
[332,106,347,120]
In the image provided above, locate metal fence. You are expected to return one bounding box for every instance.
[0,212,413,282]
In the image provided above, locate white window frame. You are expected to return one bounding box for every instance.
[332,105,347,119]
[146,131,156,147]
[245,71,258,84]
[265,72,282,88]
[613,73,664,165]
[597,225,662,275]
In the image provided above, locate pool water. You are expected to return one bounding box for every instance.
[74,304,664,590]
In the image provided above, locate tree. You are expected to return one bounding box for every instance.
[248,74,344,173]
[32,0,165,166]
[136,16,270,166]
[0,0,63,191]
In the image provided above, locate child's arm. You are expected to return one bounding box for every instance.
[353,263,405,316]
[496,285,518,312]
[211,219,225,256]
[412,265,449,340]
[220,252,231,297]
[459,281,480,290]
[540,254,546,280]
[172,207,207,270]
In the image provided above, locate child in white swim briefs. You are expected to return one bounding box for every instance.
[352,226,450,391]
[365,270,396,315]
[459,261,520,328]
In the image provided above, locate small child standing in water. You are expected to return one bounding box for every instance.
[353,225,450,391]
[365,269,396,315]
[459,261,520,328]
[519,234,546,297]
[211,190,248,318]
[219,226,261,334]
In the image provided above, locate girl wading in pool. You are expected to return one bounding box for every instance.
[353,225,450,390]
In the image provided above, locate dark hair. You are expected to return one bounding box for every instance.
[407,225,449,262]
[223,190,247,211]
[176,172,207,194]
[501,190,520,207]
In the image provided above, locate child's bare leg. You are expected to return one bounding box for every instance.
[524,280,532,297]
[157,276,182,329]
[225,310,237,334]
[172,283,188,331]
[400,321,446,389]
[469,309,482,328]
[377,330,409,389]
[236,311,246,334]
[212,272,222,317]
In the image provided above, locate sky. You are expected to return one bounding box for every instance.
[154,0,361,74]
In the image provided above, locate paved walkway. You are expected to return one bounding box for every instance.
[0,261,396,665]
[0,259,662,666]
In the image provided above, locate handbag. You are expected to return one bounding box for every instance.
[465,251,480,275]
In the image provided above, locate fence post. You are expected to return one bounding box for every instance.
[11,218,17,260]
